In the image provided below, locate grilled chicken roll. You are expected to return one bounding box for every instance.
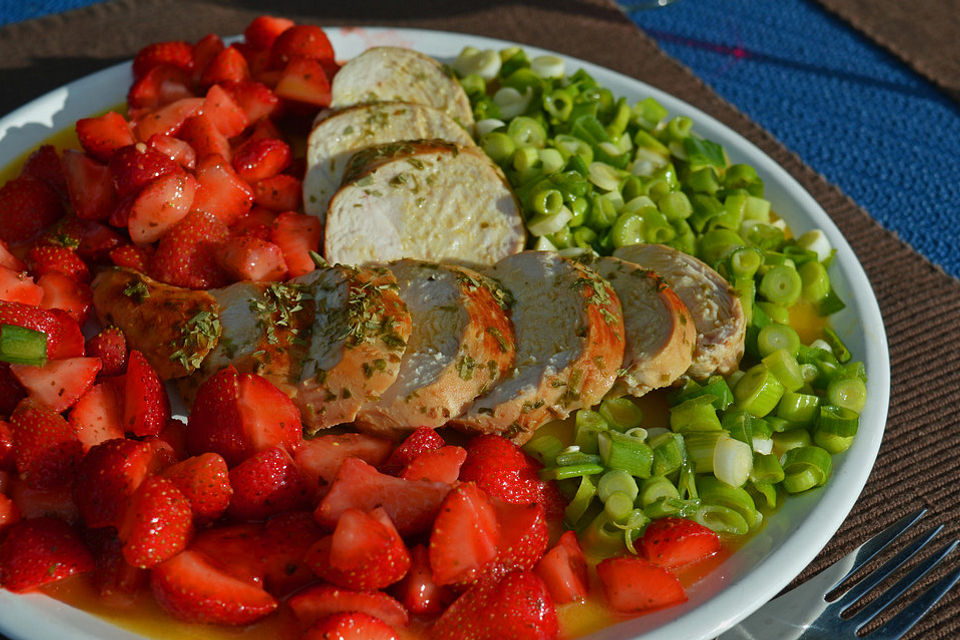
[354,260,515,438]
[452,251,625,444]
[303,102,476,223]
[324,140,525,268]
[330,47,474,128]
[613,243,746,379]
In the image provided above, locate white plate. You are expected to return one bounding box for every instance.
[0,26,889,640]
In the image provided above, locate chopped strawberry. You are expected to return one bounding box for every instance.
[61,150,117,221]
[36,272,93,324]
[227,446,310,521]
[162,453,232,525]
[178,112,232,161]
[431,571,558,640]
[8,475,79,522]
[253,174,301,211]
[87,530,149,607]
[639,516,722,570]
[315,457,451,537]
[303,612,398,640]
[0,517,94,592]
[201,47,251,88]
[123,350,171,436]
[156,418,189,460]
[270,25,335,68]
[22,145,68,198]
[596,555,687,613]
[534,530,589,604]
[128,65,195,111]
[127,171,197,245]
[258,510,324,596]
[0,175,65,246]
[109,243,152,271]
[0,266,43,305]
[0,420,14,471]
[381,426,446,475]
[86,326,127,377]
[202,84,249,138]
[392,543,453,616]
[149,209,229,289]
[133,96,204,141]
[230,205,275,240]
[147,134,197,170]
[232,137,291,184]
[11,357,100,414]
[119,475,193,568]
[0,366,26,417]
[192,154,254,226]
[269,211,321,278]
[221,80,281,123]
[188,523,265,585]
[150,549,278,624]
[306,507,411,591]
[0,300,84,358]
[41,216,124,263]
[288,584,409,629]
[214,235,287,282]
[244,16,295,50]
[274,57,332,107]
[0,494,20,534]
[68,382,125,450]
[191,33,225,83]
[402,445,467,484]
[293,432,394,490]
[9,399,83,489]
[133,41,194,80]
[187,366,302,467]
[26,244,91,283]
[109,142,180,199]
[429,482,500,587]
[76,112,136,162]
[0,239,26,272]
[488,499,548,580]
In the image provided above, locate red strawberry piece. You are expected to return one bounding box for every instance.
[428,482,500,587]
[258,510,323,596]
[401,445,466,484]
[0,238,26,271]
[9,399,83,489]
[253,174,301,212]
[191,33,225,83]
[293,432,394,491]
[0,517,94,592]
[188,523,265,585]
[128,65,195,111]
[68,382,125,450]
[391,543,453,616]
[192,154,254,226]
[162,453,232,525]
[178,112,232,161]
[534,530,589,604]
[229,205,275,240]
[75,112,136,163]
[156,418,189,460]
[432,571,559,640]
[133,41,194,80]
[0,300,84,358]
[0,494,20,534]
[0,175,65,246]
[187,366,303,466]
[87,529,149,607]
[0,365,27,416]
[306,507,411,591]
[86,326,127,377]
[11,356,100,414]
[315,457,451,537]
[227,446,310,521]
[487,499,548,580]
[596,555,687,613]
[221,80,280,123]
[127,171,197,245]
[270,25,335,68]
[244,16,295,50]
[381,426,446,476]
[74,437,170,528]
[147,133,196,170]
[133,96,204,141]
[303,612,398,640]
[0,266,43,305]
[61,149,117,221]
[119,475,193,568]
[214,235,287,282]
[123,350,171,437]
[639,516,722,570]
[36,272,94,325]
[268,211,321,278]
[22,145,68,198]
[201,47,251,88]
[109,243,152,271]
[40,216,123,263]
[109,142,180,199]
[203,84,249,137]
[288,584,409,629]
[150,548,278,624]
[232,137,291,184]
[274,57,332,107]
[26,244,91,283]
[0,420,14,471]
[8,475,79,523]
[149,209,230,289]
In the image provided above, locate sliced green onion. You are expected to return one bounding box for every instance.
[749,481,778,509]
[598,431,653,478]
[734,363,785,417]
[822,327,852,364]
[603,491,635,521]
[799,260,830,303]
[639,476,679,506]
[775,391,821,427]
[816,405,860,437]
[0,324,48,366]
[750,453,785,484]
[540,463,605,481]
[565,474,598,525]
[696,476,761,530]
[826,377,867,413]
[670,395,722,432]
[597,469,639,502]
[644,496,700,520]
[598,396,644,431]
[527,206,573,236]
[531,54,565,79]
[555,450,603,467]
[796,229,832,262]
[712,434,753,488]
[761,349,804,392]
[780,445,832,493]
[650,432,685,477]
[581,511,626,556]
[523,435,564,466]
[772,428,812,458]
[759,264,802,307]
[694,504,749,536]
[757,323,801,358]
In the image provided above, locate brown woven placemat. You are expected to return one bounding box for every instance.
[816,0,960,103]
[2,1,960,638]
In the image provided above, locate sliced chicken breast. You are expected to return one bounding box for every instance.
[330,47,474,127]
[303,102,476,223]
[354,260,515,438]
[613,243,746,379]
[452,251,625,444]
[589,256,696,396]
[324,140,525,268]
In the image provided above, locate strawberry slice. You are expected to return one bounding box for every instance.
[61,150,118,222]
[293,432,394,490]
[0,420,15,471]
[200,47,251,88]
[0,494,20,535]
[188,523,265,586]
[0,517,94,592]
[487,499,548,579]
[269,211,321,278]
[68,382,124,450]
[315,457,451,537]
[109,142,180,199]
[178,112,232,161]
[133,96,204,141]
[76,112,136,162]
[401,446,467,483]
[227,446,310,521]
[9,399,83,490]
[0,239,26,272]
[87,530,149,607]
[119,475,193,568]
[36,272,93,325]
[11,357,101,414]
[429,482,500,587]
[109,244,152,271]
[133,41,194,80]
[40,216,124,263]
[639,516,722,570]
[534,530,589,604]
[288,584,409,629]
[258,510,324,596]
[0,300,84,358]
[0,175,65,246]
[127,171,197,245]
[391,543,453,616]
[303,612,398,640]
[253,174,301,212]
[269,25,335,68]
[128,65,195,111]
[26,245,91,283]
[232,137,291,184]
[221,80,280,123]
[162,453,232,525]
[86,326,127,377]
[596,555,687,613]
[274,57,332,107]
[191,33,225,84]
[150,549,278,625]
[432,571,558,640]
[0,266,43,305]
[192,154,254,226]
[244,16,295,50]
[22,145,68,199]
[214,235,287,282]
[147,134,197,170]
[149,209,229,289]
[230,206,275,240]
[202,83,249,137]
[123,350,171,437]
[381,426,446,475]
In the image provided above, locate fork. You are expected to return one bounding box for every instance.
[717,509,960,640]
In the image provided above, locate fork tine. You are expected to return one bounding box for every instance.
[829,509,927,592]
[835,524,944,612]
[868,560,960,640]
[851,539,958,629]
